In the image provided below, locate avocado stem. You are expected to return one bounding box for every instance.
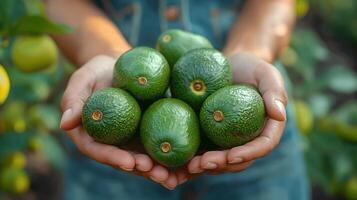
[91,110,103,121]
[193,80,203,91]
[162,35,171,43]
[160,142,171,153]
[213,110,224,122]
[138,76,147,85]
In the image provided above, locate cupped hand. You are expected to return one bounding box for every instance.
[187,52,288,175]
[59,55,184,189]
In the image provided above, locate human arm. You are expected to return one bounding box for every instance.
[46,0,178,189]
[187,0,295,174]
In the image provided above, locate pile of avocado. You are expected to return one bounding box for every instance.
[81,29,266,167]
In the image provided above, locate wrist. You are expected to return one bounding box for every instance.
[106,44,131,59]
[223,47,274,64]
[77,45,131,66]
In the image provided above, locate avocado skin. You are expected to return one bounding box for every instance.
[114,47,170,102]
[140,98,200,167]
[157,29,213,67]
[82,88,141,146]
[171,48,232,111]
[200,85,266,148]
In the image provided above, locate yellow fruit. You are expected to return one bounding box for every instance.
[14,119,26,133]
[0,168,29,194]
[28,137,43,153]
[294,100,314,134]
[336,122,357,142]
[5,152,26,169]
[345,177,357,200]
[0,101,27,133]
[11,35,58,73]
[0,64,10,105]
[296,0,309,18]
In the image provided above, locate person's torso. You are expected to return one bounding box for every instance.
[94,0,244,49]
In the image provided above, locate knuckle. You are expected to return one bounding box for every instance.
[203,151,216,158]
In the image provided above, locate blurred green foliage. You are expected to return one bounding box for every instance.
[284,0,357,198]
[0,0,74,198]
[311,0,357,45]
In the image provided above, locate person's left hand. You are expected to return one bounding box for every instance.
[186,52,288,175]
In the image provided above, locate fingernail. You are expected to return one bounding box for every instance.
[150,176,163,183]
[121,166,134,172]
[178,178,188,185]
[190,168,204,174]
[204,162,218,170]
[60,109,72,129]
[274,100,286,120]
[162,184,174,190]
[229,157,243,164]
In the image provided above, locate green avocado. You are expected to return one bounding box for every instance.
[171,48,232,111]
[140,98,200,167]
[82,88,141,146]
[113,47,170,102]
[156,29,213,67]
[200,85,266,148]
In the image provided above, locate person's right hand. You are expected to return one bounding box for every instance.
[59,55,185,189]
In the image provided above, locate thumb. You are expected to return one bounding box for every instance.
[60,69,95,130]
[256,65,288,122]
[262,90,287,121]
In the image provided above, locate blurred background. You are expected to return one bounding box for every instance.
[0,0,356,199]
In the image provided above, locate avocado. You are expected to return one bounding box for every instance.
[113,47,170,102]
[82,88,141,146]
[200,85,266,148]
[156,29,213,67]
[171,48,232,111]
[140,98,200,167]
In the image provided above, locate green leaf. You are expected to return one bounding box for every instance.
[319,65,357,93]
[289,28,329,81]
[308,93,333,117]
[333,101,357,124]
[38,133,65,170]
[330,153,353,182]
[0,0,25,35]
[9,15,73,35]
[22,0,45,16]
[7,67,51,103]
[28,104,61,131]
[0,133,30,157]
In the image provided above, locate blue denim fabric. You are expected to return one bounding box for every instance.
[64,1,310,199]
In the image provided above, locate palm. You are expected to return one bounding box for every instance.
[60,55,183,189]
[186,53,287,175]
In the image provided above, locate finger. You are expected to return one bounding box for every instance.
[227,119,285,164]
[134,154,154,172]
[68,127,135,171]
[175,168,190,185]
[200,151,228,170]
[255,64,288,121]
[187,155,204,174]
[225,161,253,173]
[162,172,178,190]
[148,165,169,183]
[209,161,253,175]
[60,69,95,130]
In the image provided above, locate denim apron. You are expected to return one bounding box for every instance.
[64,1,310,199]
